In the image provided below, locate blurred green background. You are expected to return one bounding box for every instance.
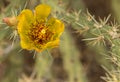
[0,0,120,82]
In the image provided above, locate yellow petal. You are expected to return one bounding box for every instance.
[17,9,33,32]
[34,47,43,52]
[35,4,51,19]
[47,18,64,38]
[20,38,33,50]
[17,9,34,49]
[44,39,60,49]
[17,9,33,24]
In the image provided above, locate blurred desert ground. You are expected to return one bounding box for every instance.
[0,0,118,82]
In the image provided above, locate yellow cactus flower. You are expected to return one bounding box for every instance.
[17,4,64,52]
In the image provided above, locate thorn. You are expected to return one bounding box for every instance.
[33,51,37,59]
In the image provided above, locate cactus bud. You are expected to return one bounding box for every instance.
[3,17,18,26]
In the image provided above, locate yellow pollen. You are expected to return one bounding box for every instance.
[28,21,54,45]
[41,29,46,34]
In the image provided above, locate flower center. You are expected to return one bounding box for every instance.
[28,21,54,45]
